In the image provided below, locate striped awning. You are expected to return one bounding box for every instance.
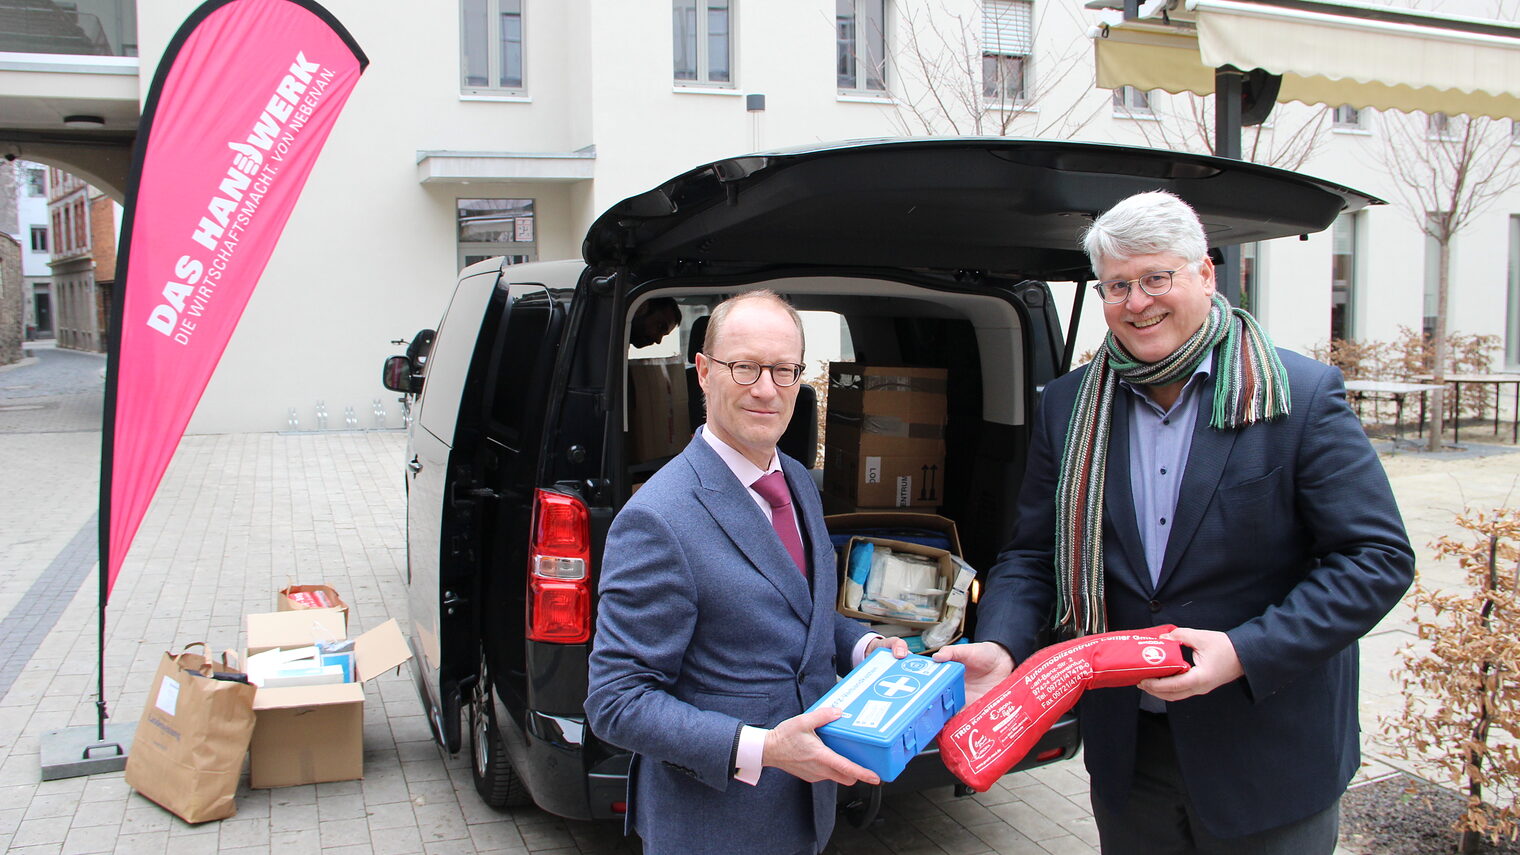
[1092,0,1520,120]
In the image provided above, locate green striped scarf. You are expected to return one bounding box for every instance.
[1053,294,1290,637]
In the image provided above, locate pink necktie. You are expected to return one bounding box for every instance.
[752,471,807,577]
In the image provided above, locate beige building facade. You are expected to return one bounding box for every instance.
[1,0,1518,431]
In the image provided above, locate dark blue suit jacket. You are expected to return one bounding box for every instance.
[586,431,867,855]
[975,348,1414,838]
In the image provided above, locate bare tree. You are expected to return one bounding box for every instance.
[1118,90,1332,171]
[1379,110,1520,451]
[888,0,1102,139]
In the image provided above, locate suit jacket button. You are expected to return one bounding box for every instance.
[1148,599,1162,613]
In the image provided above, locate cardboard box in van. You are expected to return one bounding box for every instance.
[236,612,411,788]
[629,356,691,461]
[824,364,947,509]
[827,364,947,426]
[836,536,964,639]
[823,437,946,509]
[824,512,962,558]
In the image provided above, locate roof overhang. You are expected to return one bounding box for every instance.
[1092,0,1520,119]
[415,149,596,184]
[0,52,140,132]
[0,53,141,199]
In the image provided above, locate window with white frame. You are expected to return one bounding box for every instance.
[24,167,45,197]
[457,198,537,271]
[674,0,733,86]
[1332,104,1362,130]
[29,226,46,253]
[1508,215,1519,367]
[1424,212,1444,338]
[461,0,524,94]
[1427,111,1455,140]
[1330,213,1360,341]
[1112,85,1151,115]
[837,0,886,93]
[982,0,1030,105]
[1241,241,1261,314]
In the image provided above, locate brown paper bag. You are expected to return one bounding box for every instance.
[125,643,255,823]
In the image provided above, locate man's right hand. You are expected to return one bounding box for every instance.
[932,642,1015,705]
[762,708,881,786]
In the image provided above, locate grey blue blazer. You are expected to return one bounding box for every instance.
[975,348,1415,838]
[586,430,868,855]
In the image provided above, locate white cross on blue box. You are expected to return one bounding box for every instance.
[806,649,966,782]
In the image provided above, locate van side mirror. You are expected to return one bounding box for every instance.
[383,355,420,394]
[406,329,436,369]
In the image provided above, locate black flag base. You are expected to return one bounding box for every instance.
[39,723,134,781]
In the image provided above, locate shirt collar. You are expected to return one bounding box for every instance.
[700,424,781,487]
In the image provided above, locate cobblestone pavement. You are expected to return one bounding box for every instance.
[0,345,1512,854]
[0,343,106,435]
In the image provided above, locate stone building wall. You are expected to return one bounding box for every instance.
[0,233,23,365]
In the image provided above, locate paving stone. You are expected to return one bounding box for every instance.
[264,829,319,855]
[26,793,81,821]
[69,798,125,829]
[0,805,23,835]
[110,831,171,855]
[469,820,526,852]
[967,820,1045,855]
[316,817,369,849]
[314,793,365,824]
[1010,784,1089,825]
[989,801,1066,843]
[268,801,316,835]
[216,818,269,848]
[60,822,118,854]
[370,824,425,855]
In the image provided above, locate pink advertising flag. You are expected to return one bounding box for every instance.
[102,0,366,597]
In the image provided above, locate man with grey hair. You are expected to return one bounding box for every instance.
[938,191,1414,853]
[589,290,906,855]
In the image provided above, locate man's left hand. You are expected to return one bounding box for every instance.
[1136,628,1244,702]
[866,636,911,659]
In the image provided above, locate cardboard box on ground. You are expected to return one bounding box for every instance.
[823,363,947,510]
[629,356,691,462]
[229,606,412,789]
[277,582,350,630]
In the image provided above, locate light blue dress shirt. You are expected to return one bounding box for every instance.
[1119,355,1212,713]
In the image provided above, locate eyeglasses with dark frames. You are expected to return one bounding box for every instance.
[1093,270,1177,304]
[703,355,806,387]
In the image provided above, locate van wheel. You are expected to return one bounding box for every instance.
[470,658,530,808]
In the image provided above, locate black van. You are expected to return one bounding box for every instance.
[382,138,1377,822]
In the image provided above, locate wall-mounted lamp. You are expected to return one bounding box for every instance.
[63,115,106,128]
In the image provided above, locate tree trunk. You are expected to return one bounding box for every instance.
[1458,535,1502,854]
[1429,233,1452,452]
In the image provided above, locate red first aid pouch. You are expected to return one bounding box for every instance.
[936,625,1190,791]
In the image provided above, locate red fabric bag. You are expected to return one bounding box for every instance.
[937,625,1190,791]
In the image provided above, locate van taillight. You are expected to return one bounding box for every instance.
[528,490,591,643]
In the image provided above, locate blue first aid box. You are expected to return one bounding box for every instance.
[807,650,965,782]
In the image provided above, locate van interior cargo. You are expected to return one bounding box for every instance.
[621,277,1045,634]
